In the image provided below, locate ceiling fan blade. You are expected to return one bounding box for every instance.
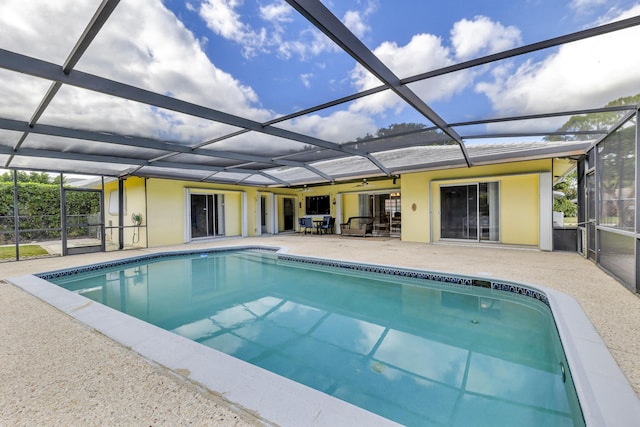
[354,179,374,188]
[297,185,314,192]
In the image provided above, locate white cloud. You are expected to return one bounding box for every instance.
[451,16,522,60]
[0,1,97,63]
[343,10,369,38]
[349,33,472,116]
[570,0,607,11]
[83,1,269,117]
[260,1,292,23]
[0,0,377,152]
[198,0,315,59]
[475,4,640,126]
[199,0,245,41]
[199,0,269,58]
[276,28,339,61]
[300,73,313,88]
[0,0,274,146]
[279,110,377,143]
[342,0,377,39]
[346,15,517,119]
[197,0,375,61]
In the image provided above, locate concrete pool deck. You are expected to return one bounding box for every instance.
[2,234,639,425]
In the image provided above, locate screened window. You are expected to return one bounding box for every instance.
[305,195,330,215]
[598,230,635,287]
[597,117,636,231]
[108,190,125,215]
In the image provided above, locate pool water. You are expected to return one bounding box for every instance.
[49,250,584,426]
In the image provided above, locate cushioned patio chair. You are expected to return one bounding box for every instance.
[340,216,373,236]
[301,217,314,234]
[318,216,335,234]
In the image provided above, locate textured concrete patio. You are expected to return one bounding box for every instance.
[2,234,639,425]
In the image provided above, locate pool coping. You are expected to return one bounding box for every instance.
[8,245,640,426]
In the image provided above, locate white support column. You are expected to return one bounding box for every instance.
[539,172,553,251]
[184,188,191,243]
[256,192,263,236]
[335,193,343,234]
[271,194,278,234]
[242,192,248,237]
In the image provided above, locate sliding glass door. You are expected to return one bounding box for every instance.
[191,194,225,238]
[440,183,499,241]
[357,192,401,236]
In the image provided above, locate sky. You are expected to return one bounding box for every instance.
[0,0,639,150]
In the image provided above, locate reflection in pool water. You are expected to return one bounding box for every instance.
[49,250,584,426]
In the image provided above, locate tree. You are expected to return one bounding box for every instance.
[545,93,640,141]
[549,93,638,221]
[553,171,578,217]
[0,171,60,184]
[355,122,456,145]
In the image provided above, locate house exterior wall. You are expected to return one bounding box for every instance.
[284,159,548,247]
[341,192,361,220]
[402,159,551,246]
[103,177,148,248]
[146,179,187,246]
[107,159,552,249]
[502,174,539,245]
[145,179,253,246]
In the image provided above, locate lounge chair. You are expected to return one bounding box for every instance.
[340,216,373,237]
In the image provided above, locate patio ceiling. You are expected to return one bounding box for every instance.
[0,0,639,187]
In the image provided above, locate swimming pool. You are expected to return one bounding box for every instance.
[9,246,639,426]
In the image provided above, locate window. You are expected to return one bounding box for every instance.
[108,189,125,215]
[597,117,636,231]
[305,195,330,215]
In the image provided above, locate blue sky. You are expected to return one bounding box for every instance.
[1,0,639,149]
[172,0,640,134]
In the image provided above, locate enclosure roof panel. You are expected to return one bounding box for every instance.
[0,0,638,185]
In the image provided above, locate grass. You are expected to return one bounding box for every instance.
[0,245,49,260]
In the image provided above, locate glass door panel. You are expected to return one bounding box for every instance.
[387,193,401,234]
[191,194,224,239]
[441,183,499,242]
[191,194,208,238]
[586,172,596,260]
[283,198,295,231]
[441,185,477,240]
[479,182,500,241]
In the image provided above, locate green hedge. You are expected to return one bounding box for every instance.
[0,183,100,242]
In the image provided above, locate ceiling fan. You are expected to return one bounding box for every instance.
[354,178,375,188]
[297,185,314,193]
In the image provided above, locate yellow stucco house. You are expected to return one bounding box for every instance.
[103,157,575,252]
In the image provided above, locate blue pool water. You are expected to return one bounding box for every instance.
[47,249,584,426]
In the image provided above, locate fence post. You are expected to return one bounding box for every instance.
[13,170,19,261]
